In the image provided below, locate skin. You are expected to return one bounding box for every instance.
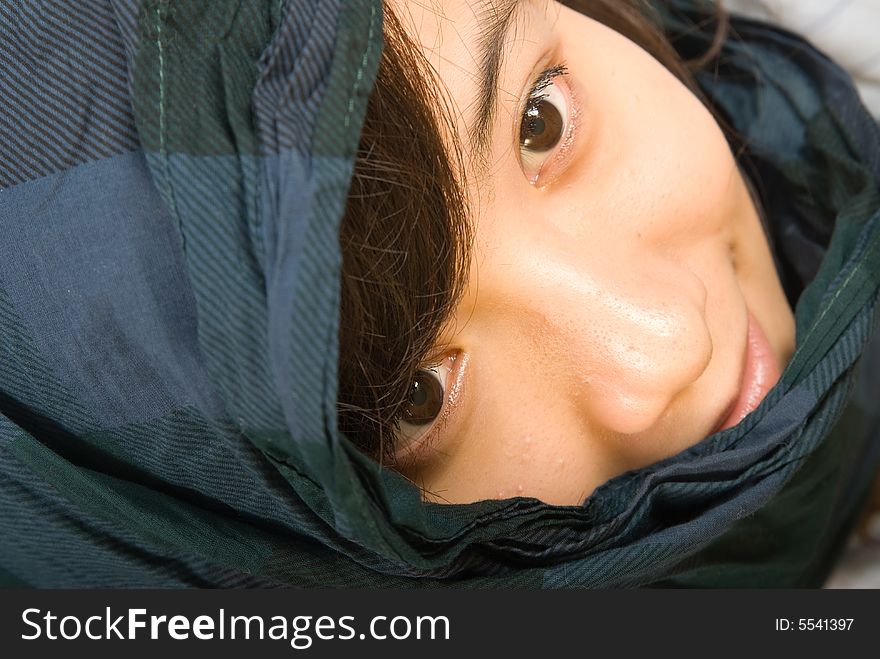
[390,0,797,505]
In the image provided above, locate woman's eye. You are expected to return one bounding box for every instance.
[519,67,570,182]
[397,361,452,446]
[404,369,445,425]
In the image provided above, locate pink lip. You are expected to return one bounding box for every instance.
[713,310,781,434]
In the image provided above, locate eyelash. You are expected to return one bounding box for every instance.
[529,63,568,100]
[397,399,454,464]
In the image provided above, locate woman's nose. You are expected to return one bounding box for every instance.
[516,252,714,436]
[577,259,713,435]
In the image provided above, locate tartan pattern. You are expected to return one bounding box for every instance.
[0,0,139,187]
[0,0,879,587]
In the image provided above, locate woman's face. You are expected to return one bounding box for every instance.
[390,0,796,504]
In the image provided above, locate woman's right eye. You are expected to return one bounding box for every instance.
[396,361,452,447]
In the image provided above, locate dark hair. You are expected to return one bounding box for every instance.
[336,0,728,464]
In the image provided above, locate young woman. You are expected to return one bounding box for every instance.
[1,0,878,587]
[337,0,797,505]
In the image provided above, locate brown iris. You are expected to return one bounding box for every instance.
[402,370,444,425]
[520,97,564,152]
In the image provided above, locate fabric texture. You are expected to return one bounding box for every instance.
[0,0,879,587]
[723,0,880,117]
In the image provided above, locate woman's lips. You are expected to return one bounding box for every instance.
[714,310,781,433]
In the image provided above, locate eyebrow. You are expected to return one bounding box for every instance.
[470,0,527,161]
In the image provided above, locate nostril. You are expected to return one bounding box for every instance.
[597,389,679,436]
